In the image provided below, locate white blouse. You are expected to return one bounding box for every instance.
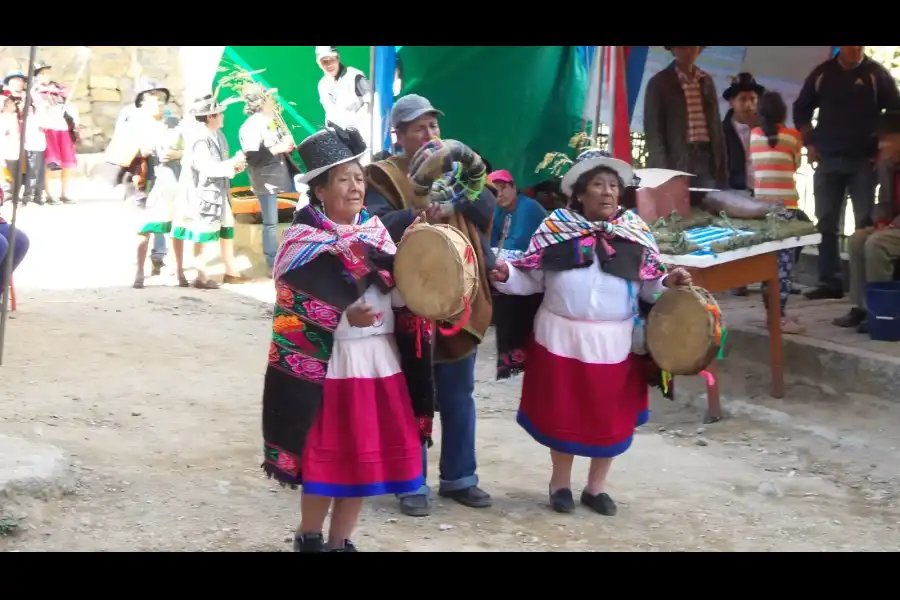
[333,285,405,340]
[493,260,666,322]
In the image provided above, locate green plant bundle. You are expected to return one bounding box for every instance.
[651,208,818,255]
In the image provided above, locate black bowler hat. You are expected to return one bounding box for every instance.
[664,46,707,51]
[723,72,765,101]
[297,124,367,184]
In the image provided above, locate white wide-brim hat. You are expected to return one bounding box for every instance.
[560,148,635,197]
[296,125,368,184]
[189,93,238,117]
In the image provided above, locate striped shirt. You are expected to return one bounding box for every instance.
[750,125,802,208]
[676,65,710,143]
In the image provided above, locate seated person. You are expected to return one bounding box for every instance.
[833,110,900,334]
[488,169,548,255]
[0,215,29,297]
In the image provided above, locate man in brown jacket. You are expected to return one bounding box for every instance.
[364,94,496,518]
[643,46,728,188]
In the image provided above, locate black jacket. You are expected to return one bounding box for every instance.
[722,109,750,191]
[794,56,900,158]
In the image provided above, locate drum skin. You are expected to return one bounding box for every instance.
[395,223,479,322]
[647,287,720,376]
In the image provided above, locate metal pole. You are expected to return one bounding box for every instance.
[591,46,606,146]
[0,45,38,366]
[368,46,377,159]
[608,46,618,155]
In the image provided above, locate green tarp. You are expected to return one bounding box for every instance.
[399,46,587,188]
[212,45,587,191]
[213,46,371,189]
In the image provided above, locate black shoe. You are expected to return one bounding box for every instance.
[856,320,870,335]
[731,286,749,297]
[438,485,493,508]
[549,487,576,513]
[60,196,75,204]
[803,285,844,300]
[293,532,325,553]
[398,494,431,517]
[45,195,60,205]
[329,540,358,552]
[580,490,618,516]
[833,307,866,328]
[151,259,164,277]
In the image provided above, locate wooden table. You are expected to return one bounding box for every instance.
[660,234,821,424]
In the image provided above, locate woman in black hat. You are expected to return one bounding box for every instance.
[261,125,434,552]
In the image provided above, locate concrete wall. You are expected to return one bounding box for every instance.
[0,46,183,153]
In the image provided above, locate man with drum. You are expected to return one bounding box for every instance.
[365,94,496,518]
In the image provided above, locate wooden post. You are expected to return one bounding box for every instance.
[0,45,38,366]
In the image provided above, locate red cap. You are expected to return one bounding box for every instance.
[487,169,514,185]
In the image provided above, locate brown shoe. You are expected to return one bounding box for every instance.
[193,279,220,290]
[223,274,252,284]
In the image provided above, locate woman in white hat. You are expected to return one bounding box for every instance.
[490,149,692,517]
[262,125,433,552]
[172,94,250,288]
[106,78,188,289]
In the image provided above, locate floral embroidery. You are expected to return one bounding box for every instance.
[273,313,306,335]
[275,283,341,331]
[301,299,340,329]
[285,352,327,381]
[276,283,295,308]
[268,342,328,383]
[276,451,299,476]
[263,443,302,479]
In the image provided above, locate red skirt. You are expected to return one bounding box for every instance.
[44,130,77,170]
[301,334,424,498]
[517,308,650,458]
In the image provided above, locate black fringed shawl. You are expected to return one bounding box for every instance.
[493,207,675,399]
[261,205,435,488]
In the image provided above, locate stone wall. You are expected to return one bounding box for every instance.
[0,46,183,153]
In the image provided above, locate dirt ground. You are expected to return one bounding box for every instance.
[1,195,899,552]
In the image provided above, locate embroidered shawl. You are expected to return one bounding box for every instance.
[493,207,674,397]
[262,205,435,487]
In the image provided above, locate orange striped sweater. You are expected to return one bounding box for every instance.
[750,124,802,209]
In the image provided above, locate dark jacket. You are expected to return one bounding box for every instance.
[794,55,900,159]
[643,61,728,187]
[722,109,750,191]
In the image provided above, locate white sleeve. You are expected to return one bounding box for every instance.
[191,139,235,179]
[238,119,263,154]
[638,276,668,304]
[390,287,405,308]
[492,264,545,296]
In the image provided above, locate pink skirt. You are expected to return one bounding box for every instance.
[518,308,650,458]
[301,334,424,498]
[44,130,77,170]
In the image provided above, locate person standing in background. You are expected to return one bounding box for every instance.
[239,83,296,276]
[643,46,727,189]
[794,45,900,300]
[31,61,78,204]
[315,46,372,148]
[488,169,547,254]
[750,91,805,334]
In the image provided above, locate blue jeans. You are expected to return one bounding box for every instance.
[398,352,479,498]
[151,233,167,263]
[0,223,29,290]
[813,155,877,291]
[258,193,279,268]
